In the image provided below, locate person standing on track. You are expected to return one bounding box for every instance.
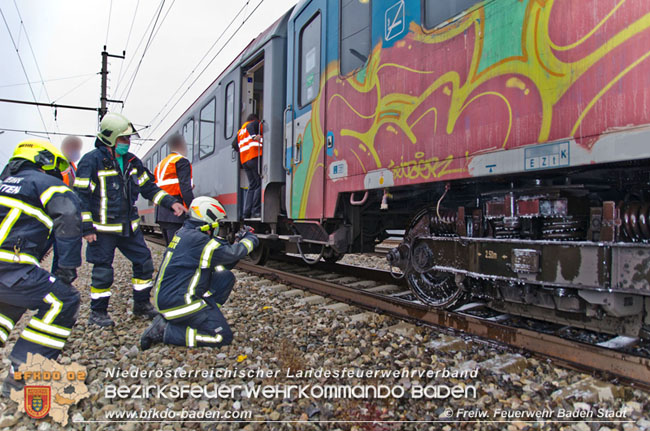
[0,140,82,397]
[74,112,186,327]
[140,196,258,350]
[51,135,83,274]
[154,134,194,245]
[234,114,262,219]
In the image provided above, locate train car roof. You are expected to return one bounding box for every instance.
[142,8,293,159]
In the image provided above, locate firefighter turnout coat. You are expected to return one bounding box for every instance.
[74,143,177,236]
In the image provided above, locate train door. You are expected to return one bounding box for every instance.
[239,54,265,220]
[285,0,327,220]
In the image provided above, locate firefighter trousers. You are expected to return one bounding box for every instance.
[0,264,80,367]
[86,229,154,311]
[163,270,235,347]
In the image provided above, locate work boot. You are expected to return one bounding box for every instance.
[140,315,167,351]
[133,301,159,319]
[88,310,115,327]
[2,370,24,398]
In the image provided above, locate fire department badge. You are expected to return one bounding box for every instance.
[24,386,51,419]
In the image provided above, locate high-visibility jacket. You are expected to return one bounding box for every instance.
[61,161,77,187]
[237,121,262,164]
[154,153,194,202]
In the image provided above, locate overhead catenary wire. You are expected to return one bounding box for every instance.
[145,0,267,144]
[145,0,250,131]
[51,74,99,104]
[113,0,166,100]
[105,0,113,46]
[0,6,50,138]
[0,127,156,140]
[120,0,175,109]
[115,0,141,87]
[0,72,98,89]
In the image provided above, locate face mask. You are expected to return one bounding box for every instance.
[68,150,81,163]
[115,143,130,156]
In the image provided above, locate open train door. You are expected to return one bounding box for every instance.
[285,0,327,221]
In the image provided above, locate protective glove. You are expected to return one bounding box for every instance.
[55,268,77,285]
[235,225,255,241]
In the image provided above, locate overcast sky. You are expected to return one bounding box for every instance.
[0,0,298,165]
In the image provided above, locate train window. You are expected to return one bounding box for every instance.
[162,142,168,159]
[299,13,321,107]
[199,98,216,159]
[152,151,159,170]
[183,119,194,163]
[224,81,235,139]
[423,0,480,29]
[339,0,371,75]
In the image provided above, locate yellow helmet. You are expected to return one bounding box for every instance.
[97,112,139,147]
[11,139,69,174]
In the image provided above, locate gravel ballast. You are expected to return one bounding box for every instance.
[0,242,648,431]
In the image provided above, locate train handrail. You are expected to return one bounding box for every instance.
[350,191,369,206]
[282,105,293,172]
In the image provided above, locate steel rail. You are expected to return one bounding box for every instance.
[236,260,650,388]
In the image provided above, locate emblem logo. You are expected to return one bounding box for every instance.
[24,386,51,419]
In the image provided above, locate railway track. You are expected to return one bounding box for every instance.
[145,234,650,388]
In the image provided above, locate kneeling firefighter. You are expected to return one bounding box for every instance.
[0,140,83,396]
[140,197,258,350]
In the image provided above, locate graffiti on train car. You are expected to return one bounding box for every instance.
[291,0,650,218]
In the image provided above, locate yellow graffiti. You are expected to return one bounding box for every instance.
[296,0,650,218]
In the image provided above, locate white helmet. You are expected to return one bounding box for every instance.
[189,197,227,231]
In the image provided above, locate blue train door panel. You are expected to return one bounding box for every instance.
[285,0,328,220]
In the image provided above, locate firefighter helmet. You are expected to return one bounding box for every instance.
[189,197,227,231]
[97,112,139,147]
[10,139,69,174]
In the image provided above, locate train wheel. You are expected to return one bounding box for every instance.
[404,207,466,309]
[248,242,270,265]
[322,247,343,263]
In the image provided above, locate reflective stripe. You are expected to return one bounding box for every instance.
[131,218,140,232]
[98,170,118,224]
[156,178,180,186]
[155,154,182,184]
[129,168,138,176]
[241,238,254,253]
[0,196,53,229]
[0,313,14,332]
[90,181,96,192]
[196,333,223,344]
[238,142,262,153]
[73,178,90,188]
[42,293,63,324]
[93,223,123,233]
[90,286,111,299]
[20,328,65,349]
[200,240,220,269]
[152,190,167,205]
[153,251,173,310]
[0,327,7,343]
[161,300,206,320]
[187,327,196,347]
[137,172,149,186]
[215,265,225,272]
[28,319,70,338]
[185,270,201,304]
[0,250,39,265]
[82,212,93,222]
[39,185,70,206]
[0,208,21,247]
[132,278,153,291]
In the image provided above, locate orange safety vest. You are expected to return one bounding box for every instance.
[154,152,193,204]
[237,121,262,164]
[62,161,77,187]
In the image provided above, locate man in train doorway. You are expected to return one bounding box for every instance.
[74,112,186,327]
[235,114,262,219]
[140,196,259,350]
[154,134,194,245]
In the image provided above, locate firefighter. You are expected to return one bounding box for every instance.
[51,135,83,273]
[74,112,186,327]
[0,140,82,397]
[140,196,258,350]
[234,114,262,219]
[154,134,194,245]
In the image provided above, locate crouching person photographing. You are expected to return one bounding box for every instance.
[140,197,258,350]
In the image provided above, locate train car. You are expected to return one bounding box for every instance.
[139,0,650,338]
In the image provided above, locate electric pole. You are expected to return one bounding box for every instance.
[100,46,126,122]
